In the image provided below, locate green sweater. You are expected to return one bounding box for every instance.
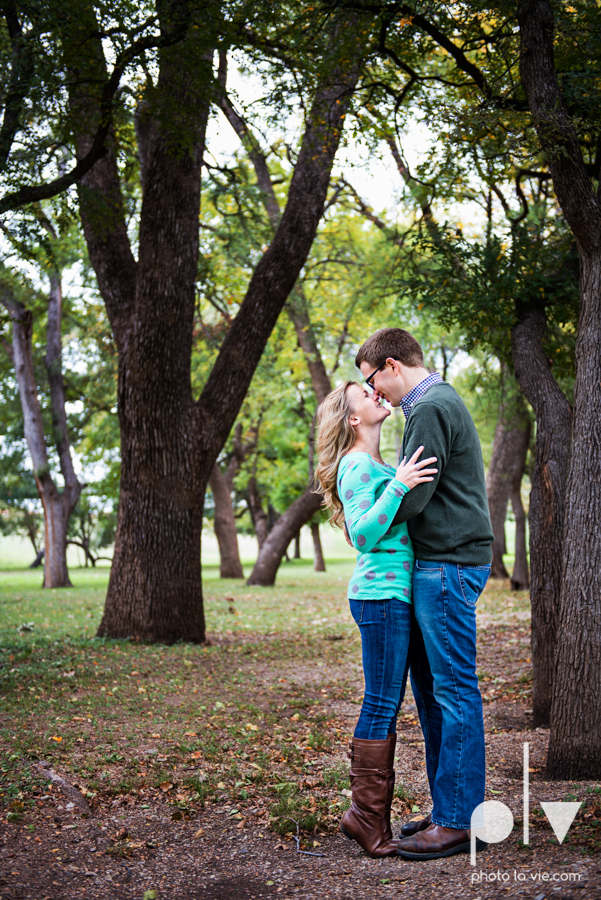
[338,452,413,602]
[392,382,493,565]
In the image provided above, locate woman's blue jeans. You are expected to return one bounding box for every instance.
[409,560,491,830]
[349,597,412,740]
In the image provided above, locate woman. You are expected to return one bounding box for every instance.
[315,381,437,858]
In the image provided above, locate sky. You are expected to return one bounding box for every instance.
[206,56,488,231]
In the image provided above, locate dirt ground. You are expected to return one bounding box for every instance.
[1,577,600,900]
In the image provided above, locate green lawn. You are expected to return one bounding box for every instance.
[0,552,531,842]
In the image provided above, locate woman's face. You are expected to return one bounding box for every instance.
[346,383,391,429]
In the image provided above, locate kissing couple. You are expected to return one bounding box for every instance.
[315,327,493,861]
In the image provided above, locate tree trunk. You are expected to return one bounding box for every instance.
[29,548,45,569]
[510,418,531,591]
[1,279,80,588]
[518,0,601,772]
[487,417,510,578]
[511,304,571,727]
[294,530,301,559]
[71,10,363,641]
[209,464,244,579]
[247,486,323,585]
[486,384,532,579]
[311,521,326,572]
[547,252,601,777]
[92,32,210,642]
[246,476,270,550]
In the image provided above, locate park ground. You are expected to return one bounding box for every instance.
[0,536,600,900]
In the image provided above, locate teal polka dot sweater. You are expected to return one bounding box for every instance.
[337,452,413,603]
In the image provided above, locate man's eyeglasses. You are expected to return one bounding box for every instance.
[364,361,387,389]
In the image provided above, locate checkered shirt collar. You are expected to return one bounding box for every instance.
[399,372,444,419]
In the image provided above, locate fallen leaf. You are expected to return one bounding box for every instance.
[217,781,226,789]
[159,781,173,792]
[190,751,202,759]
[143,892,158,900]
[246,723,258,732]
[194,828,205,837]
[50,736,62,742]
[184,731,197,737]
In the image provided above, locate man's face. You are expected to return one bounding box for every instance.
[359,359,407,407]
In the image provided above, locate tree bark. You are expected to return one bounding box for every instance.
[209,423,258,577]
[1,278,80,588]
[246,475,270,550]
[547,255,601,777]
[247,486,324,585]
[294,530,301,559]
[70,9,363,641]
[486,384,531,580]
[29,548,45,569]
[510,418,531,591]
[311,521,326,572]
[511,304,571,726]
[518,0,601,773]
[209,463,244,579]
[487,417,510,579]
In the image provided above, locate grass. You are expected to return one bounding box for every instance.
[0,555,531,843]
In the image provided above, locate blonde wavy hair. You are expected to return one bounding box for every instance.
[315,381,358,529]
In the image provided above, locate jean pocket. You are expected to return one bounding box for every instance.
[349,598,365,624]
[415,559,443,572]
[457,565,490,606]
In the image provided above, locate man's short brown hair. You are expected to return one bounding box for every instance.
[355,328,424,369]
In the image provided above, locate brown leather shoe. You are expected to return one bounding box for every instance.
[399,813,432,838]
[340,737,399,858]
[397,823,480,860]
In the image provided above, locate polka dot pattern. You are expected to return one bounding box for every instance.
[339,452,413,603]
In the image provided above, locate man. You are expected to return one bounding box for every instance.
[355,327,493,861]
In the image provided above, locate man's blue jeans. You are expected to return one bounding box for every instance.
[409,560,490,830]
[349,597,412,740]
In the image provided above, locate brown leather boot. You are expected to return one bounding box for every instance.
[340,737,399,858]
[383,734,397,842]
